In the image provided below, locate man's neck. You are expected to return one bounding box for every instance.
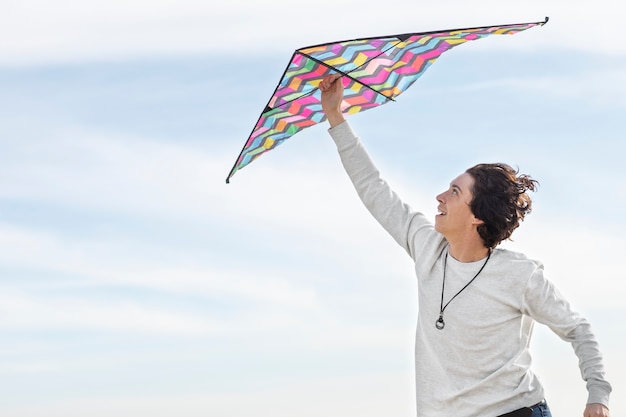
[447,239,490,263]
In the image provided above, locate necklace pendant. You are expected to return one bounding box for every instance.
[435,315,445,330]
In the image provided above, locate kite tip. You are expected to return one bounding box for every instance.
[226,167,237,184]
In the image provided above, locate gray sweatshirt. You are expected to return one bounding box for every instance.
[328,121,611,417]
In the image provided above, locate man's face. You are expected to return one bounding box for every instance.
[434,172,482,237]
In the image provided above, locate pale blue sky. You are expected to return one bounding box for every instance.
[1,1,624,416]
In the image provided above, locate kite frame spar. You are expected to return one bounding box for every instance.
[226,17,549,183]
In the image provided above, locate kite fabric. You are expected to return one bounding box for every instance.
[225,17,549,183]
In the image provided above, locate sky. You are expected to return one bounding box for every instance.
[0,1,624,416]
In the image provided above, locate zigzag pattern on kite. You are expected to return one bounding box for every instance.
[226,18,548,183]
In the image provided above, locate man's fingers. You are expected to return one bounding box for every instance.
[320,74,342,91]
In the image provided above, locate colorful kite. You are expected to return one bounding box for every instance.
[226,17,548,183]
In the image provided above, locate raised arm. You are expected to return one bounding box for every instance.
[318,74,443,260]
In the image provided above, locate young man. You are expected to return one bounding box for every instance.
[318,74,611,417]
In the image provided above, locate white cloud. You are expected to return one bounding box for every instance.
[0,371,417,417]
[461,70,626,108]
[0,289,220,335]
[1,0,622,66]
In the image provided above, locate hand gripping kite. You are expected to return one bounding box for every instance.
[226,17,549,183]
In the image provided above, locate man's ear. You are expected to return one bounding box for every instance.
[471,216,485,226]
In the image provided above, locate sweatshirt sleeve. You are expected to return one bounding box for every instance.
[522,267,612,407]
[328,121,444,261]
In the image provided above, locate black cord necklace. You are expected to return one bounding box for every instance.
[436,249,492,330]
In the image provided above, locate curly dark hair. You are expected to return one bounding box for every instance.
[465,163,539,249]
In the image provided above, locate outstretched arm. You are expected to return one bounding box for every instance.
[319,74,346,127]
